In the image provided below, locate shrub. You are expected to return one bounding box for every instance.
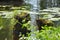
[27,26,60,40]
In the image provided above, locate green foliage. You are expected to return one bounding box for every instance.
[0,7,60,40]
[0,10,19,40]
[0,17,12,40]
[27,26,60,40]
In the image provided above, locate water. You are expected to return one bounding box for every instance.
[46,0,50,8]
[25,0,40,29]
[25,0,40,30]
[24,0,40,40]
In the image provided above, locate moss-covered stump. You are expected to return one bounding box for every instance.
[36,19,54,30]
[13,12,30,40]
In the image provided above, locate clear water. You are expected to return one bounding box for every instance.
[24,0,40,40]
[25,0,40,31]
